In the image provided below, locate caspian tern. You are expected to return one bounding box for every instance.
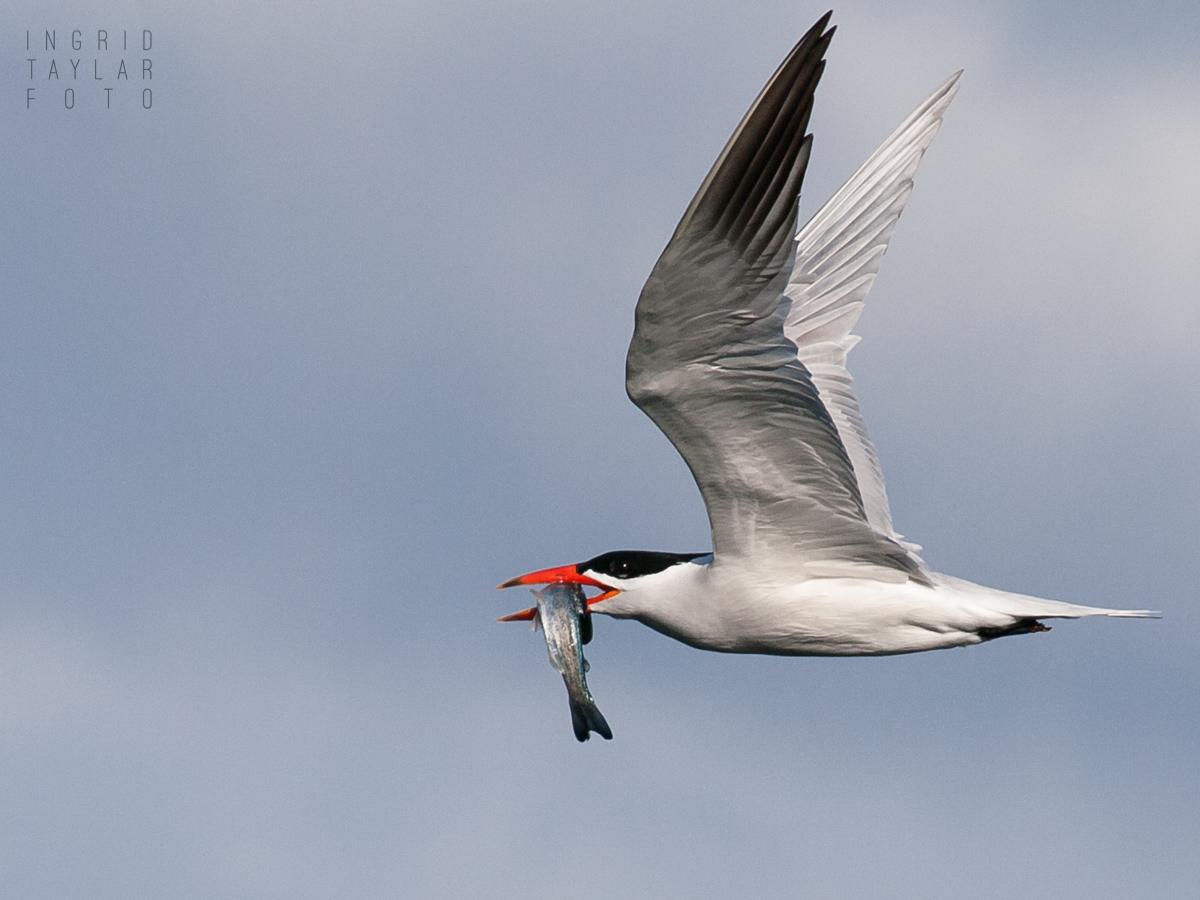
[500,13,1156,656]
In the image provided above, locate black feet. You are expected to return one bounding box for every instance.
[977,617,1051,641]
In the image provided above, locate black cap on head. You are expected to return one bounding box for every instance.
[578,550,709,580]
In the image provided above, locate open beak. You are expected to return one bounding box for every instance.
[495,563,621,622]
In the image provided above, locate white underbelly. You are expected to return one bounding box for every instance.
[642,577,1006,656]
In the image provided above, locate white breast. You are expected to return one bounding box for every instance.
[592,561,1146,657]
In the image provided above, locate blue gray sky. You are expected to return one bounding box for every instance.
[1,1,1198,897]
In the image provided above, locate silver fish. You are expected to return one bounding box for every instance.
[533,582,612,742]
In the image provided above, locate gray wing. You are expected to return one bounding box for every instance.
[626,15,926,581]
[786,73,961,569]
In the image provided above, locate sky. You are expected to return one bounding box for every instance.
[1,1,1197,897]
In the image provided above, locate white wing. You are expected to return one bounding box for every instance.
[785,72,961,564]
[628,18,930,583]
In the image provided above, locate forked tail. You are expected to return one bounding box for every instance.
[568,696,613,742]
[933,573,1162,622]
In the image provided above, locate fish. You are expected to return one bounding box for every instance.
[532,582,612,742]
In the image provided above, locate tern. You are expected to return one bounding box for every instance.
[500,13,1156,656]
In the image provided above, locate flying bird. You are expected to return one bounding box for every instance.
[500,13,1155,657]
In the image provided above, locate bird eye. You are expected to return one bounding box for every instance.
[581,550,708,580]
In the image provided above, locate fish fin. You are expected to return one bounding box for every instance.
[569,697,613,742]
[582,656,590,673]
[580,610,593,644]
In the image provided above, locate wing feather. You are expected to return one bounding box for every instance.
[627,17,929,581]
[626,19,957,584]
[786,72,961,562]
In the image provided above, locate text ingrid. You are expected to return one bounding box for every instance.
[24,29,155,110]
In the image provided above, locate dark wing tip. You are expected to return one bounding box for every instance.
[628,13,838,392]
[674,14,834,264]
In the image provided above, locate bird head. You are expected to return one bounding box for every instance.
[496,550,709,621]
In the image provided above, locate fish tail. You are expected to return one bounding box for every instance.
[569,697,613,742]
